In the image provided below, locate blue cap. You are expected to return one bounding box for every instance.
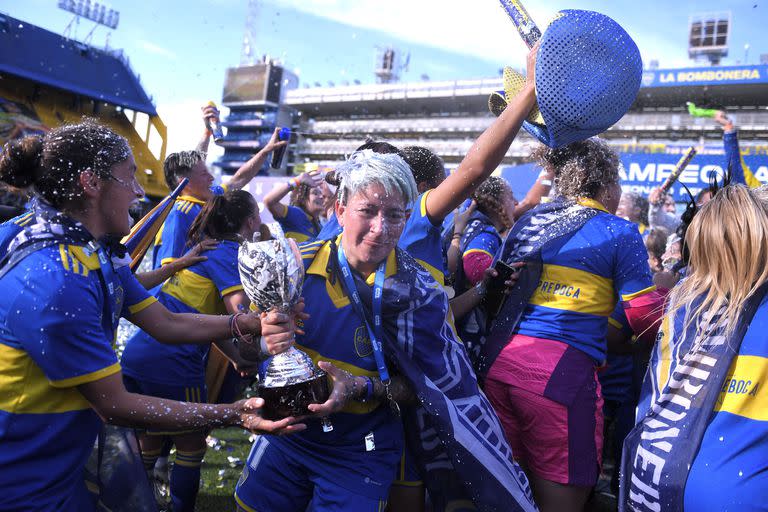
[491,10,642,148]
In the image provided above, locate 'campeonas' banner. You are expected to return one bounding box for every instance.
[618,149,768,201]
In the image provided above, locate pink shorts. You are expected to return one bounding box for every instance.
[484,335,603,487]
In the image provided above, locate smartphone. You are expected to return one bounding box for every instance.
[482,260,521,317]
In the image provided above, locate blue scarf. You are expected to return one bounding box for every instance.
[476,197,600,380]
[336,242,537,512]
[619,282,768,512]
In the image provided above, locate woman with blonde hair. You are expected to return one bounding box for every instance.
[621,184,768,512]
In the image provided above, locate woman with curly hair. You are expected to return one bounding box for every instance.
[482,138,666,512]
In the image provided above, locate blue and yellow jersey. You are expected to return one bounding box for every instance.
[515,198,655,363]
[151,194,206,269]
[0,210,33,259]
[724,131,761,189]
[121,240,243,387]
[273,204,320,243]
[398,190,446,284]
[266,237,403,499]
[641,296,768,510]
[0,243,153,510]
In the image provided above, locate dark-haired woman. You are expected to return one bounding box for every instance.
[121,189,264,512]
[449,176,519,363]
[263,170,326,242]
[482,138,666,512]
[0,122,301,512]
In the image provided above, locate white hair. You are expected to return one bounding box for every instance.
[335,149,417,206]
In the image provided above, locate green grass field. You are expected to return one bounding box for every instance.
[195,428,253,511]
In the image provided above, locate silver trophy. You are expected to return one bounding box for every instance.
[238,225,331,424]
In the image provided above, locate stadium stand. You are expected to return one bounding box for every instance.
[0,13,169,198]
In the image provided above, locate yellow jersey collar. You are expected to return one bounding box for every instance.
[577,197,610,214]
[307,235,398,284]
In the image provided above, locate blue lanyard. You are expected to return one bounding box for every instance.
[337,245,390,384]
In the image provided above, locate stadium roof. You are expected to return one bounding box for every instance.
[0,13,156,115]
[285,64,768,117]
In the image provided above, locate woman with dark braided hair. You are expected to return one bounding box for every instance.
[120,189,270,512]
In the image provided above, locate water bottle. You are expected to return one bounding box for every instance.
[205,100,225,143]
[270,127,291,169]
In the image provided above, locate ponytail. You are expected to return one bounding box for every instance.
[188,189,256,245]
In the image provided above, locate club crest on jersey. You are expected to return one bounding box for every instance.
[354,325,373,357]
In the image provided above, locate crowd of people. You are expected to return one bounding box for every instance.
[0,44,766,512]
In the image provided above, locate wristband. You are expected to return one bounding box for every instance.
[287,177,300,190]
[475,281,487,297]
[356,376,374,402]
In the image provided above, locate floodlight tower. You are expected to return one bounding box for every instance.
[241,0,260,66]
[688,11,731,66]
[59,0,119,44]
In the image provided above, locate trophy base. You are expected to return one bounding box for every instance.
[259,371,330,421]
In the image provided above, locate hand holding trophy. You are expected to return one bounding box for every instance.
[238,225,331,428]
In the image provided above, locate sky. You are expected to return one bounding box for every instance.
[1,0,765,157]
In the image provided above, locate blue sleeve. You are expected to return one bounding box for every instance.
[463,231,500,259]
[8,260,119,386]
[399,191,444,274]
[205,243,244,297]
[613,223,655,301]
[277,205,314,240]
[116,266,156,318]
[724,131,745,185]
[152,205,197,268]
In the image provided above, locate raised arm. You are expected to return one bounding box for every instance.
[227,128,288,191]
[422,46,538,224]
[262,170,323,219]
[195,104,218,154]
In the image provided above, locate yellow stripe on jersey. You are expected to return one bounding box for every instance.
[274,203,289,219]
[0,343,107,413]
[161,268,227,315]
[220,284,244,297]
[657,314,673,393]
[415,257,445,286]
[14,212,34,226]
[528,263,614,316]
[463,248,493,259]
[59,244,70,271]
[608,317,623,330]
[419,189,432,217]
[69,246,100,270]
[297,344,381,415]
[51,362,121,388]
[234,493,257,512]
[621,284,657,302]
[128,296,157,315]
[715,355,768,420]
[286,231,311,243]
